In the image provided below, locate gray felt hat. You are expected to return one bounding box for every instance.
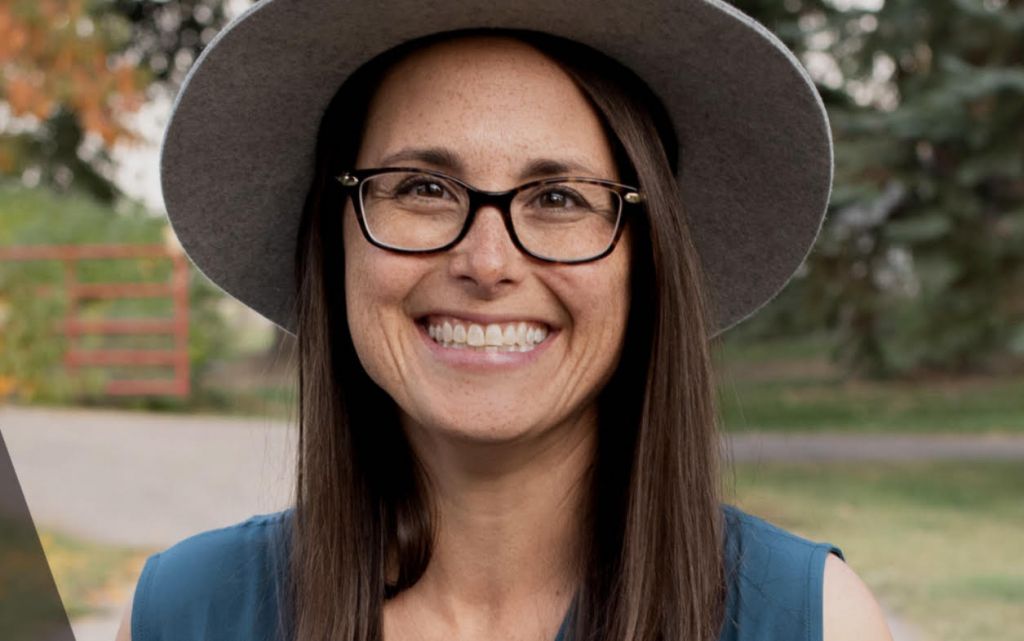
[160,0,833,339]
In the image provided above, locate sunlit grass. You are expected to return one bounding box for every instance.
[37,528,155,620]
[725,460,1024,641]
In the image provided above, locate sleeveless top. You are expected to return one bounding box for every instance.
[131,504,844,641]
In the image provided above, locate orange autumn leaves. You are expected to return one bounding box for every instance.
[0,0,149,167]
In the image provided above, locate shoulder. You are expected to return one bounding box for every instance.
[721,503,843,583]
[719,504,842,641]
[131,509,293,641]
[719,505,891,641]
[822,553,893,641]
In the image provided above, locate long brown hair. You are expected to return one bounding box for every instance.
[280,27,727,641]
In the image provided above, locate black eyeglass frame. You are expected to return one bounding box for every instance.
[334,166,645,265]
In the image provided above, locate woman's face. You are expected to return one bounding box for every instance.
[343,35,632,444]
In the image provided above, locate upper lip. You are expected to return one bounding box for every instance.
[415,310,558,329]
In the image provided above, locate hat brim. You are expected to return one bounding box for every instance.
[160,0,832,338]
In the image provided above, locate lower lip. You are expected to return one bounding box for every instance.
[414,320,558,372]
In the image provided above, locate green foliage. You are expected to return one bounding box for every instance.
[0,275,86,402]
[185,266,233,387]
[731,0,1024,377]
[0,180,230,402]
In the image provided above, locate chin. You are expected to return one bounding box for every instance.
[406,405,540,446]
[444,422,534,445]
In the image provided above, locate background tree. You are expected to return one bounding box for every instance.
[6,0,1022,379]
[732,0,1024,378]
[0,0,145,200]
[106,0,230,88]
[0,0,229,202]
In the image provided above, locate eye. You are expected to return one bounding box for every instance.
[534,187,588,209]
[395,176,455,200]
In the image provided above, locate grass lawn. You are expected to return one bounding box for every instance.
[715,333,1024,433]
[726,460,1024,641]
[38,527,156,620]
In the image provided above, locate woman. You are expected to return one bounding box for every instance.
[118,2,894,641]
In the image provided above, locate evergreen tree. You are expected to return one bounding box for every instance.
[733,0,1024,377]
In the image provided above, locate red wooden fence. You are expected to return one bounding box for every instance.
[0,243,190,397]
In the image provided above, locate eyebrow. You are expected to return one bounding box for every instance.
[375,146,603,182]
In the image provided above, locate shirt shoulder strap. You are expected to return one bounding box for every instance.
[719,504,844,641]
[131,510,292,641]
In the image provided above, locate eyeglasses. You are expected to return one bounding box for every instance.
[335,166,644,264]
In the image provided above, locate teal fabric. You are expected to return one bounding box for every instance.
[132,504,843,641]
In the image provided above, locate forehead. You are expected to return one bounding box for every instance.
[356,35,617,181]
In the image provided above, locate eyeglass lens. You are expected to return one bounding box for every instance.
[358,171,623,261]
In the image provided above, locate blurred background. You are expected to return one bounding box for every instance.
[0,0,1021,640]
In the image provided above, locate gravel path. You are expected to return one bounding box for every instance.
[1,404,296,548]
[727,431,1024,462]
[3,404,988,641]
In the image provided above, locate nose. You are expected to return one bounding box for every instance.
[446,204,524,294]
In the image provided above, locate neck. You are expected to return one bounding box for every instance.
[388,407,595,638]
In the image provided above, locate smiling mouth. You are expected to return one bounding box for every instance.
[415,314,552,352]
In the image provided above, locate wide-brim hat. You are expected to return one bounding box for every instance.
[160,0,832,339]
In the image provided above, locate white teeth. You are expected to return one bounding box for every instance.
[424,317,551,351]
[484,324,504,346]
[516,322,528,345]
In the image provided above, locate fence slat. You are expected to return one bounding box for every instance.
[61,318,180,335]
[70,283,174,299]
[65,349,186,367]
[105,379,189,396]
[1,242,191,398]
[0,244,172,260]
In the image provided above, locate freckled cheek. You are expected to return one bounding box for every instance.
[343,250,424,392]
[344,217,402,326]
[346,259,403,337]
[561,273,630,358]
[599,296,630,357]
[608,253,633,352]
[584,271,631,365]
[342,250,393,363]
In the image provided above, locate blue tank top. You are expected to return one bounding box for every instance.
[131,504,843,641]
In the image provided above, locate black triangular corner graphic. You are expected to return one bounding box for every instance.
[0,427,77,641]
